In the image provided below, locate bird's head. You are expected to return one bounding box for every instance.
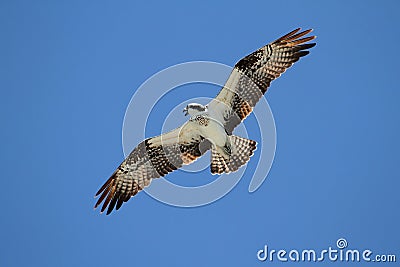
[183,103,207,117]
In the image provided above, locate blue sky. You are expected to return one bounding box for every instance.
[1,1,399,266]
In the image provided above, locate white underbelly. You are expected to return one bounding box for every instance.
[201,119,227,147]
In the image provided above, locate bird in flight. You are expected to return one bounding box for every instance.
[94,28,316,214]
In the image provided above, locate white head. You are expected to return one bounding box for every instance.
[183,103,207,117]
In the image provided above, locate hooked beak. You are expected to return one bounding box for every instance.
[183,107,188,116]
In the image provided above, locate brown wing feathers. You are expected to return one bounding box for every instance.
[94,138,206,214]
[224,28,316,133]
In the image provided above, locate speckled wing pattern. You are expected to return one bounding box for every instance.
[94,126,208,215]
[209,28,316,134]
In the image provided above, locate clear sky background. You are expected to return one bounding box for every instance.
[1,1,399,266]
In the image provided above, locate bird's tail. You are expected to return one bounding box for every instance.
[210,135,257,174]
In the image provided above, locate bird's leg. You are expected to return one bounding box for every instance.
[223,141,232,156]
[217,138,232,161]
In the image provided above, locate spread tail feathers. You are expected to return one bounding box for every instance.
[210,135,257,174]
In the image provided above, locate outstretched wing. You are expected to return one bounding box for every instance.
[94,123,210,215]
[208,28,316,133]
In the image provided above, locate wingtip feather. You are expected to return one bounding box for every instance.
[94,188,109,209]
[287,36,316,46]
[274,28,302,43]
[283,29,313,42]
[107,195,119,215]
[95,175,114,197]
[100,184,116,213]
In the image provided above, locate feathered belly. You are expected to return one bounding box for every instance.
[197,117,227,147]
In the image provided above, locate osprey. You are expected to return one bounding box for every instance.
[95,28,316,214]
